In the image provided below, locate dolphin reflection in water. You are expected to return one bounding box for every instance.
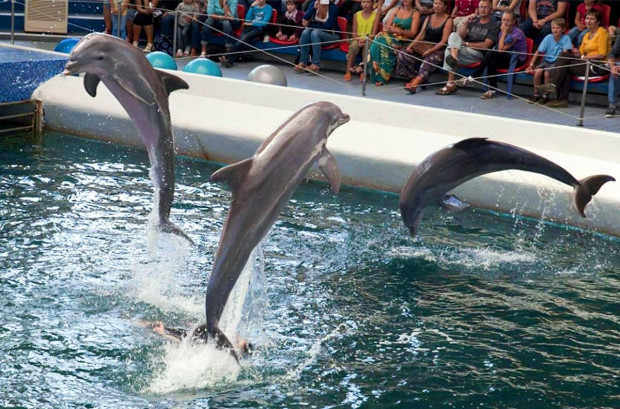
[62,33,193,243]
[399,138,615,237]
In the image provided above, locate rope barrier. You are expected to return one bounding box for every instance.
[6,0,615,124]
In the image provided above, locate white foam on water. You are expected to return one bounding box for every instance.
[147,339,241,393]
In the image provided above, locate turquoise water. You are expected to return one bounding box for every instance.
[1,133,619,408]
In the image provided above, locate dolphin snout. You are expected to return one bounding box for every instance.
[338,113,350,125]
[62,60,79,76]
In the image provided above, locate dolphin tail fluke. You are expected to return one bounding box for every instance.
[574,175,615,217]
[159,220,195,245]
[212,326,240,363]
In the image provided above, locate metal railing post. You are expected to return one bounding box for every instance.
[577,59,590,127]
[361,34,369,96]
[173,11,178,57]
[11,0,15,45]
[116,0,122,37]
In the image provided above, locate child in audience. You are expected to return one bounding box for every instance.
[525,17,572,104]
[568,0,604,47]
[275,0,304,42]
[344,0,379,81]
[175,0,201,57]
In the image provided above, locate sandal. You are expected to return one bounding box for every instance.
[435,83,457,95]
[294,63,307,73]
[354,64,364,74]
[307,64,320,74]
[480,90,495,99]
[344,71,352,82]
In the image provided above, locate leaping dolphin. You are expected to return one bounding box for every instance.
[203,101,350,360]
[399,138,615,237]
[62,33,193,243]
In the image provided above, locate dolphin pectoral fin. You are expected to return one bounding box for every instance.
[440,194,470,212]
[573,175,615,217]
[210,158,253,195]
[157,71,190,95]
[452,138,489,150]
[318,149,341,194]
[211,326,240,363]
[83,73,101,97]
[112,72,152,105]
[159,220,195,245]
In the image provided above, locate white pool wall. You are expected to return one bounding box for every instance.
[32,71,620,236]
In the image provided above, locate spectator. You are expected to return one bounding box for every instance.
[344,0,379,81]
[103,0,113,34]
[451,0,480,28]
[110,0,130,39]
[491,0,521,25]
[294,0,340,74]
[274,0,304,42]
[526,17,571,104]
[605,35,620,118]
[455,9,526,99]
[219,0,273,66]
[416,0,434,24]
[568,0,604,47]
[367,0,420,86]
[519,0,567,41]
[200,0,240,58]
[173,0,201,56]
[126,0,137,44]
[436,0,499,95]
[397,0,453,93]
[133,0,158,52]
[540,9,610,108]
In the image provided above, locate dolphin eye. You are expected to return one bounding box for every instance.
[97,56,104,60]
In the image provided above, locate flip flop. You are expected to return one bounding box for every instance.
[435,84,457,95]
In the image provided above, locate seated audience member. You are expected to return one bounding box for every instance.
[416,0,434,23]
[174,0,201,56]
[274,0,304,42]
[344,0,379,81]
[436,0,499,95]
[540,9,610,108]
[526,17,572,104]
[294,0,340,74]
[519,0,567,42]
[110,0,130,40]
[568,0,604,47]
[133,0,157,52]
[606,36,620,118]
[451,0,480,28]
[219,0,273,66]
[367,0,420,86]
[491,0,521,25]
[103,0,113,34]
[200,0,240,57]
[338,0,362,21]
[396,0,453,93]
[455,9,525,99]
[376,0,399,24]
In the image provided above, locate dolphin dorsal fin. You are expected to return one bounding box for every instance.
[452,138,489,150]
[318,148,341,194]
[157,71,189,96]
[209,158,253,195]
[83,73,100,97]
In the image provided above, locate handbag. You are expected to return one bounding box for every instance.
[407,40,435,55]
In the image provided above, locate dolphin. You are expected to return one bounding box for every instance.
[62,33,193,243]
[202,101,349,360]
[399,138,615,237]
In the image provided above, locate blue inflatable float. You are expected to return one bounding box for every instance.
[183,59,222,77]
[146,51,178,70]
[54,38,80,54]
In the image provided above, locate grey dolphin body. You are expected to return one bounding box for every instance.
[62,33,192,243]
[400,138,615,236]
[204,101,350,359]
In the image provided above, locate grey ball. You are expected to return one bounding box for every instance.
[247,65,288,87]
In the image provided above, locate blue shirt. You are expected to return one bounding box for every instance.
[246,4,273,29]
[207,0,238,18]
[538,33,573,63]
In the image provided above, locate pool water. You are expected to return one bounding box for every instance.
[1,133,618,408]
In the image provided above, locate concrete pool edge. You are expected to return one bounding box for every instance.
[32,71,620,237]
